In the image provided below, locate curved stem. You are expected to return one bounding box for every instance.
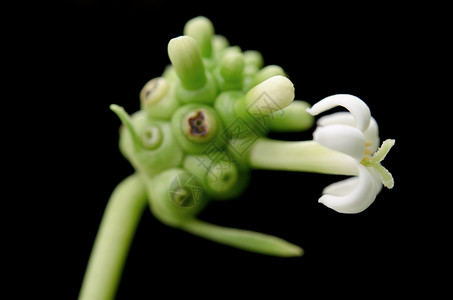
[79,174,147,300]
[181,219,303,257]
[249,139,359,176]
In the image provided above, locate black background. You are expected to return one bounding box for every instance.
[17,1,443,298]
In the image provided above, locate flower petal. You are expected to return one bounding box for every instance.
[364,117,380,153]
[319,164,380,213]
[317,111,355,127]
[306,94,371,132]
[322,176,359,196]
[317,112,380,153]
[313,124,366,161]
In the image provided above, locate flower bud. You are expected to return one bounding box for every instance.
[251,65,286,87]
[183,16,214,58]
[212,35,230,54]
[216,51,244,91]
[219,51,244,80]
[245,75,294,115]
[243,50,264,69]
[168,36,207,90]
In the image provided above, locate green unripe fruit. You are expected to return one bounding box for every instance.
[140,77,179,120]
[147,168,208,227]
[171,104,224,154]
[114,109,183,177]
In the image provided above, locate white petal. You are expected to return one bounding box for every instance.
[368,167,384,194]
[313,124,366,161]
[319,164,380,213]
[306,94,371,132]
[322,176,359,196]
[317,112,355,127]
[317,112,380,154]
[364,117,379,153]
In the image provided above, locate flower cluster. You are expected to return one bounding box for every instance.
[80,16,395,300]
[110,15,395,254]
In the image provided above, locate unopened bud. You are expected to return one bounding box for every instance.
[168,36,207,90]
[245,75,295,115]
[184,16,214,58]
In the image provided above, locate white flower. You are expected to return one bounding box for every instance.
[306,94,394,214]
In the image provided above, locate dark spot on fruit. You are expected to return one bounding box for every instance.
[188,111,207,136]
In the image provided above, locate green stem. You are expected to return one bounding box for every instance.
[79,174,147,300]
[182,219,303,257]
[249,139,359,176]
